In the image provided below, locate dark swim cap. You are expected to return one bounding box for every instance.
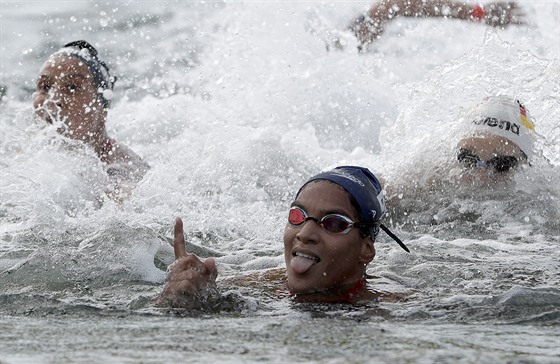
[54,40,115,108]
[297,166,409,252]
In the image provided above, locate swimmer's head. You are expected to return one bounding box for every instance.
[296,166,408,252]
[284,166,407,295]
[53,40,115,108]
[461,96,536,161]
[33,40,114,142]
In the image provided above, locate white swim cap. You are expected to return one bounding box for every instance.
[465,96,536,158]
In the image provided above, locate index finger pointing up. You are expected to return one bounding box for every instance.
[173,217,187,258]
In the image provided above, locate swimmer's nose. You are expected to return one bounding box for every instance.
[295,218,321,245]
[42,98,62,111]
[33,93,63,123]
[44,90,64,109]
[34,88,63,107]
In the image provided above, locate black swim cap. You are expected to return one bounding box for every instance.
[297,166,409,252]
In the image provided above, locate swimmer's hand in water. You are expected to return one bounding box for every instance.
[348,0,527,49]
[348,14,383,49]
[155,217,219,308]
[482,2,526,27]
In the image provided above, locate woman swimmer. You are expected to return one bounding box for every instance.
[33,40,149,188]
[380,96,537,205]
[349,0,526,48]
[453,96,536,182]
[156,166,410,308]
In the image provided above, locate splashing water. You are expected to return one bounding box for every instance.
[1,1,559,362]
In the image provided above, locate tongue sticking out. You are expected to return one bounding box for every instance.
[291,255,317,274]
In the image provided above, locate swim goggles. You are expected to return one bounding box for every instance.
[288,206,410,252]
[457,148,519,173]
[288,206,375,235]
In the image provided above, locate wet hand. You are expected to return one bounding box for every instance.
[349,14,384,47]
[156,217,219,308]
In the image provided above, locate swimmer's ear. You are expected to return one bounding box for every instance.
[359,237,375,264]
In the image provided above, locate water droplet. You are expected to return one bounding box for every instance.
[102,89,113,100]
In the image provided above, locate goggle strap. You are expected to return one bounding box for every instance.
[380,223,410,253]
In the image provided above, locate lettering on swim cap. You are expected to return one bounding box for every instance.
[376,192,386,214]
[473,117,520,136]
[329,170,365,187]
[466,96,536,159]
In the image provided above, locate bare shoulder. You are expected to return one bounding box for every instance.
[104,139,150,182]
[219,267,290,298]
[221,267,286,286]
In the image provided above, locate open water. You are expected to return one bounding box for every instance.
[0,1,559,363]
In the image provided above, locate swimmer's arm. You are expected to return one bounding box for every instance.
[351,0,526,45]
[154,218,287,310]
[102,140,150,202]
[104,141,150,180]
[154,217,221,309]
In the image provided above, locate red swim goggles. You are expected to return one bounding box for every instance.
[288,206,374,235]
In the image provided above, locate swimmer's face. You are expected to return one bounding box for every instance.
[283,180,375,295]
[456,134,527,179]
[457,134,526,162]
[33,54,106,141]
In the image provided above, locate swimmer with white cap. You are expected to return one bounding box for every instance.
[33,40,149,198]
[456,96,536,175]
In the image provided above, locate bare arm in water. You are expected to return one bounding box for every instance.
[154,218,286,310]
[350,0,526,46]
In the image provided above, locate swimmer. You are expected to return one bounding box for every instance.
[155,166,410,308]
[349,0,526,49]
[33,40,149,189]
[453,96,536,182]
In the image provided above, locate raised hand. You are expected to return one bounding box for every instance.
[155,217,219,308]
